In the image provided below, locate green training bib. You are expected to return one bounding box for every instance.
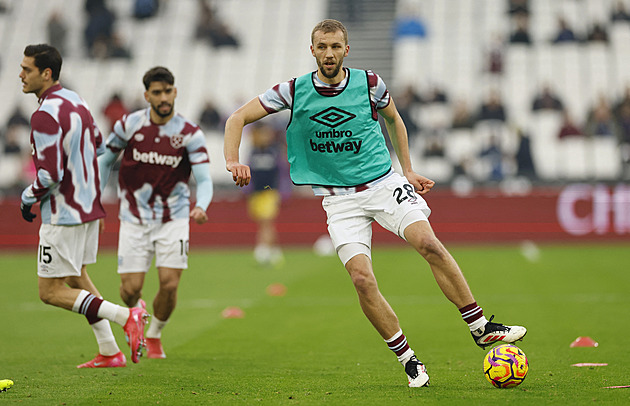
[286,68,392,187]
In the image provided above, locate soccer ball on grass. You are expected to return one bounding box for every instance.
[483,344,528,388]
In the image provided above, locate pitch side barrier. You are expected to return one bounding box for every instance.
[1,183,628,250]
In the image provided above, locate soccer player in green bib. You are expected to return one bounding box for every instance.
[224,19,527,387]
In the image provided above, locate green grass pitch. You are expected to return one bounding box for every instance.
[1,244,629,405]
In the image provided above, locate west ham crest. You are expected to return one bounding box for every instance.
[170,134,184,149]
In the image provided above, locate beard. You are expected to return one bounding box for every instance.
[318,58,343,79]
[152,102,173,118]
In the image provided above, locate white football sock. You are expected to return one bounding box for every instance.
[146,317,168,339]
[90,319,120,356]
[470,316,489,333]
[97,301,130,326]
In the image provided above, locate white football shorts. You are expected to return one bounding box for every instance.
[37,220,99,278]
[117,218,190,273]
[322,172,432,255]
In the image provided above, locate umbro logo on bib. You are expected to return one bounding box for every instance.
[308,107,361,154]
[309,107,356,128]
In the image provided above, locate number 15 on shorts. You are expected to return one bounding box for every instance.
[39,245,52,264]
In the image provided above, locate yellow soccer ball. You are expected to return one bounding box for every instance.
[483,344,528,388]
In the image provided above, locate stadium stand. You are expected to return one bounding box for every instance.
[392,0,630,184]
[0,0,324,192]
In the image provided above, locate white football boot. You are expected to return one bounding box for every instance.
[404,355,430,387]
[472,315,527,349]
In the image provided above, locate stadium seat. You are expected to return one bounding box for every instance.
[444,128,476,164]
[557,137,590,180]
[0,154,23,190]
[592,137,623,180]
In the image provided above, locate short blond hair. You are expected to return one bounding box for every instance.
[311,19,348,45]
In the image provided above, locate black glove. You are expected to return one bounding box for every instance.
[21,202,37,222]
